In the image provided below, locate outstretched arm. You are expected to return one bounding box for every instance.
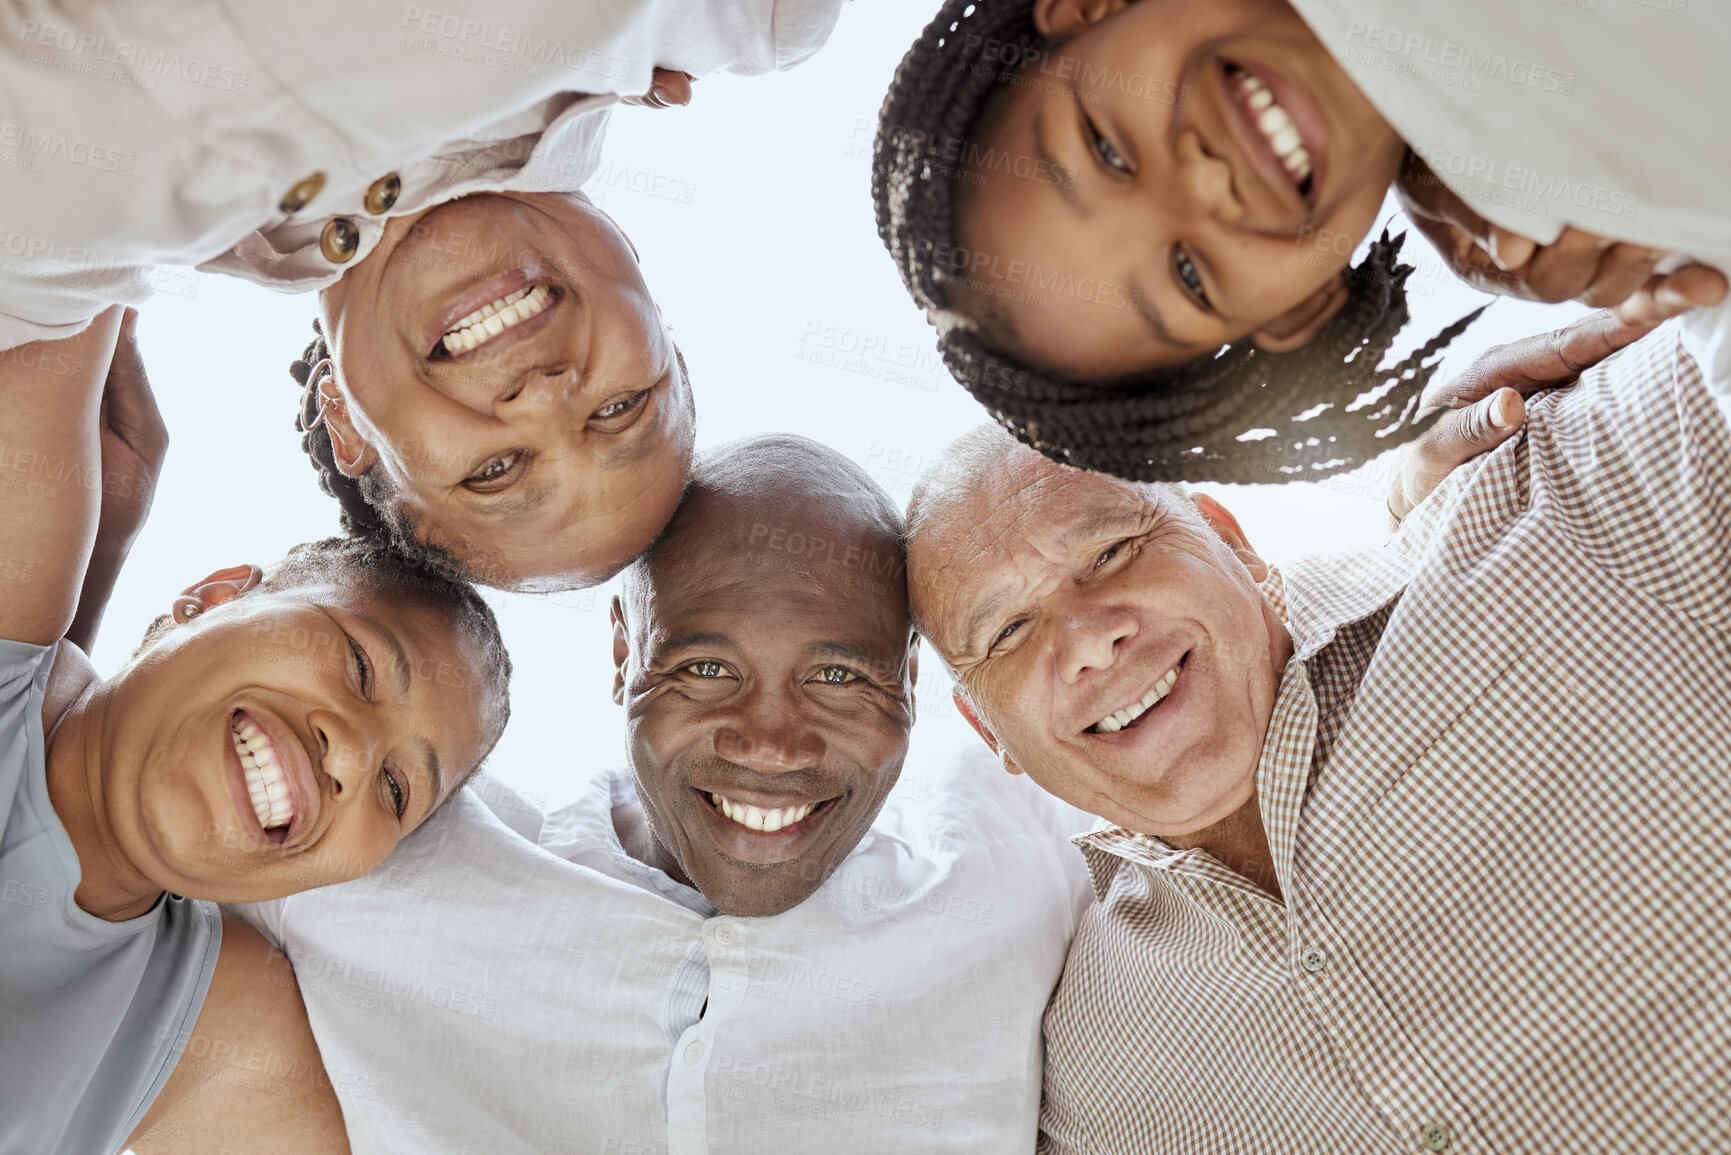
[0,307,123,645]
[126,914,350,1154]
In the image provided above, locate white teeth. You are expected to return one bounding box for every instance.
[1090,665,1181,734]
[1233,67,1312,185]
[709,792,819,834]
[439,284,552,355]
[231,716,294,832]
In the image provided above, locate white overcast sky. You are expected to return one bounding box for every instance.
[99,0,1588,811]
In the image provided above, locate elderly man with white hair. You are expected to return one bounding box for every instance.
[904,309,1731,1154]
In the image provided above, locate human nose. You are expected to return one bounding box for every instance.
[308,705,383,801]
[495,364,578,420]
[1171,131,1244,226]
[713,687,826,774]
[1056,600,1139,684]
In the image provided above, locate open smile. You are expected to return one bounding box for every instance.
[1219,60,1325,209]
[438,284,556,356]
[1087,653,1189,735]
[701,788,836,836]
[224,707,318,849]
[232,712,294,839]
[423,268,565,362]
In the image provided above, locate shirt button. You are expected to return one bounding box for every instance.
[712,923,737,947]
[319,217,361,264]
[1300,947,1328,973]
[683,1040,704,1065]
[279,172,326,215]
[1420,1122,1451,1150]
[363,172,402,215]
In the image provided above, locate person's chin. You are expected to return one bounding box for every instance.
[697,864,821,918]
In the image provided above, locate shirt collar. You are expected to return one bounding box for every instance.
[1074,558,1408,899]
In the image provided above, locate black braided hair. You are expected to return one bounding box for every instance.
[872,0,1485,484]
[290,322,399,541]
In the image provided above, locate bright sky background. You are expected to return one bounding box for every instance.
[97,0,1588,813]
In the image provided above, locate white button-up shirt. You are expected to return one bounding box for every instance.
[1288,0,1731,390]
[0,0,842,348]
[234,745,1092,1155]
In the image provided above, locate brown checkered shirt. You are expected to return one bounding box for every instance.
[1039,321,1731,1155]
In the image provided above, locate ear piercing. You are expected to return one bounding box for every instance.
[298,358,339,432]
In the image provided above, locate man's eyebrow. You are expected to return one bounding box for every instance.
[474,483,551,521]
[810,641,889,668]
[656,631,735,654]
[1063,505,1150,548]
[1032,103,1088,218]
[600,409,661,470]
[959,586,1016,658]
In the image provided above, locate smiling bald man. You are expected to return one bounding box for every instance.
[232,434,1092,1154]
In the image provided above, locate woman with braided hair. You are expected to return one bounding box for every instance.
[872,0,1730,484]
[0,0,846,590]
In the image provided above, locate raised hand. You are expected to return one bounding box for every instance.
[1386,306,1690,525]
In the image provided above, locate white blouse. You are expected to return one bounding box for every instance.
[234,746,1093,1154]
[0,0,843,349]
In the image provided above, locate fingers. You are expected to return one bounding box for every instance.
[1423,309,1658,412]
[1613,263,1730,326]
[1484,226,1536,272]
[652,68,693,107]
[624,68,694,109]
[1519,227,1621,302]
[102,312,169,461]
[1390,389,1525,523]
[1575,242,1666,308]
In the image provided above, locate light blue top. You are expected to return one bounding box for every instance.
[0,639,221,1155]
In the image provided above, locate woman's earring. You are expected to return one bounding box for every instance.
[173,596,204,623]
[298,358,337,432]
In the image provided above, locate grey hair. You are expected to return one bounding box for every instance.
[905,425,1195,648]
[908,424,1191,545]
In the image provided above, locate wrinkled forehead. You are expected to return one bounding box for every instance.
[910,461,1173,650]
[635,496,910,636]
